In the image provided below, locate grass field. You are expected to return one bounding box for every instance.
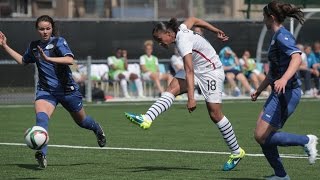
[0,99,319,180]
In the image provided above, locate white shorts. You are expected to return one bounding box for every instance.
[142,71,163,81]
[112,71,132,81]
[142,72,153,81]
[175,67,225,103]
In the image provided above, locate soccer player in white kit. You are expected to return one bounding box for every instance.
[125,17,245,171]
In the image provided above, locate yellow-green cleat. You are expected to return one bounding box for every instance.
[124,112,152,129]
[223,147,245,171]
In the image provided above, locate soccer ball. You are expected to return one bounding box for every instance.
[24,126,49,150]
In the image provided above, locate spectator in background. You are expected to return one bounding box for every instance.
[305,45,320,95]
[296,44,313,96]
[219,46,254,96]
[107,48,144,98]
[314,41,320,62]
[140,40,173,94]
[239,50,267,91]
[170,47,184,74]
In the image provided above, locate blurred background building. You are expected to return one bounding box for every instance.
[0,0,320,104]
[1,0,319,20]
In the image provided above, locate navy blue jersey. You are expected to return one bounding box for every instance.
[267,26,301,88]
[22,37,78,93]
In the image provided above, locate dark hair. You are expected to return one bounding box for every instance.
[152,18,179,41]
[35,15,58,36]
[263,0,304,24]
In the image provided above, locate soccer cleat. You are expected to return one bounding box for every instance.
[95,123,106,147]
[304,134,318,164]
[124,112,152,129]
[264,174,290,180]
[223,147,245,171]
[35,151,47,169]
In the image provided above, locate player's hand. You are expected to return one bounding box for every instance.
[0,31,8,47]
[187,99,197,113]
[217,30,229,42]
[37,45,48,60]
[251,90,261,101]
[274,78,287,94]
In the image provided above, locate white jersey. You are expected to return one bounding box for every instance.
[175,24,222,73]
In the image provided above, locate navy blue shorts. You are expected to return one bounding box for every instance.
[225,69,241,76]
[35,89,83,112]
[261,87,301,128]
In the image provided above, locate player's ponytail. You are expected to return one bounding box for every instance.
[264,1,304,25]
[152,17,179,40]
[167,18,179,33]
[280,3,304,24]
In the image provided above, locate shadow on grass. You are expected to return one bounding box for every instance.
[49,162,96,167]
[123,166,201,172]
[7,162,97,170]
[15,164,41,170]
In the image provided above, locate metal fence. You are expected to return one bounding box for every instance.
[0,57,172,104]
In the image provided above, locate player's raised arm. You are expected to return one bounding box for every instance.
[183,17,229,41]
[0,31,24,64]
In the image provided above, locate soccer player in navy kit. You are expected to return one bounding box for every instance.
[0,15,106,169]
[251,1,318,179]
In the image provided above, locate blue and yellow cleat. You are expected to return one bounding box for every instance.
[124,112,152,129]
[223,147,245,171]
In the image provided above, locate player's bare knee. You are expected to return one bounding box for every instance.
[130,73,138,80]
[254,131,265,144]
[209,111,222,123]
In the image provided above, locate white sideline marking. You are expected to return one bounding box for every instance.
[0,142,318,160]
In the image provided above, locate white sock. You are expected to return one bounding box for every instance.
[145,92,175,121]
[216,116,240,154]
[120,79,129,96]
[134,78,144,96]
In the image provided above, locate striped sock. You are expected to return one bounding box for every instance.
[145,92,175,121]
[216,116,240,154]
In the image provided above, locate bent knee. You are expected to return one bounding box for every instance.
[254,131,266,145]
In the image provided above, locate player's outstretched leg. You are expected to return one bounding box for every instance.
[124,92,175,129]
[304,134,318,164]
[35,151,47,169]
[124,112,152,129]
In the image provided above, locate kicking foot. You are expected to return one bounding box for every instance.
[124,112,152,129]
